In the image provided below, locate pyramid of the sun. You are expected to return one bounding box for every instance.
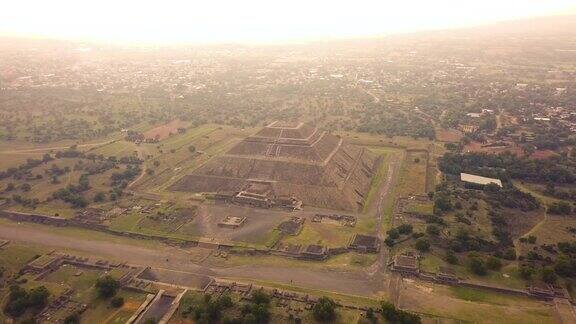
[170,121,382,211]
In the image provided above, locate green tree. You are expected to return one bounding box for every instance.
[4,285,28,317]
[28,286,49,308]
[486,256,502,271]
[519,265,535,280]
[541,267,557,284]
[95,276,119,298]
[251,303,271,323]
[397,224,413,235]
[313,297,337,322]
[445,251,458,264]
[415,239,430,252]
[111,296,124,308]
[64,312,81,324]
[468,257,487,276]
[251,290,270,305]
[426,225,440,236]
[93,191,106,202]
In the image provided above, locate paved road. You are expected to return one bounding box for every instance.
[0,223,381,297]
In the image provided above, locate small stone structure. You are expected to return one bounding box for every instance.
[218,216,247,229]
[348,234,381,253]
[301,245,328,260]
[528,283,558,300]
[391,195,431,228]
[73,208,108,225]
[312,213,356,227]
[214,183,303,211]
[436,266,459,284]
[390,253,419,276]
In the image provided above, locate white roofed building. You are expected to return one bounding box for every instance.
[460,173,502,188]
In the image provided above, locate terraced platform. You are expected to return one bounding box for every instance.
[170,122,381,211]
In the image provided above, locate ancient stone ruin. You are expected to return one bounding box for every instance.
[170,121,381,211]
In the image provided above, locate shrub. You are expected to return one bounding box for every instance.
[415,239,430,252]
[503,248,516,260]
[387,229,400,240]
[426,225,440,236]
[446,251,458,264]
[64,312,81,324]
[548,201,572,215]
[4,285,50,318]
[111,296,124,308]
[519,265,535,280]
[397,224,413,235]
[486,256,502,270]
[95,276,119,298]
[384,237,395,247]
[313,297,337,322]
[541,267,557,284]
[468,257,487,276]
[251,289,270,305]
[380,301,421,324]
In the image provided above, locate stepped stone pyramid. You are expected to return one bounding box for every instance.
[170,121,382,211]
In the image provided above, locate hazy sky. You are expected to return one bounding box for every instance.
[1,0,574,44]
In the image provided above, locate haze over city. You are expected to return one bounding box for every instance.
[1,0,575,44]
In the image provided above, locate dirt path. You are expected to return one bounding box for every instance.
[0,141,113,154]
[0,222,380,297]
[361,87,380,104]
[367,151,404,277]
[554,298,576,324]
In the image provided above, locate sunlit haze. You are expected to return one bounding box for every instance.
[0,0,575,44]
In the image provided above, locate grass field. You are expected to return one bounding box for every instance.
[44,264,104,303]
[0,152,45,170]
[404,201,433,215]
[396,151,428,197]
[80,289,148,323]
[135,125,247,193]
[362,147,397,214]
[0,243,45,273]
[224,277,383,308]
[338,132,434,151]
[106,200,199,241]
[400,280,555,324]
[281,222,353,248]
[450,286,537,306]
[519,214,576,247]
[417,250,526,290]
[206,252,377,273]
[514,181,568,205]
[88,140,139,158]
[8,201,77,218]
[0,218,163,249]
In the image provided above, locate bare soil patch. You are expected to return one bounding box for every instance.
[435,128,463,142]
[143,119,188,141]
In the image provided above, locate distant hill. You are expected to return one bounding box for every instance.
[459,14,576,36]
